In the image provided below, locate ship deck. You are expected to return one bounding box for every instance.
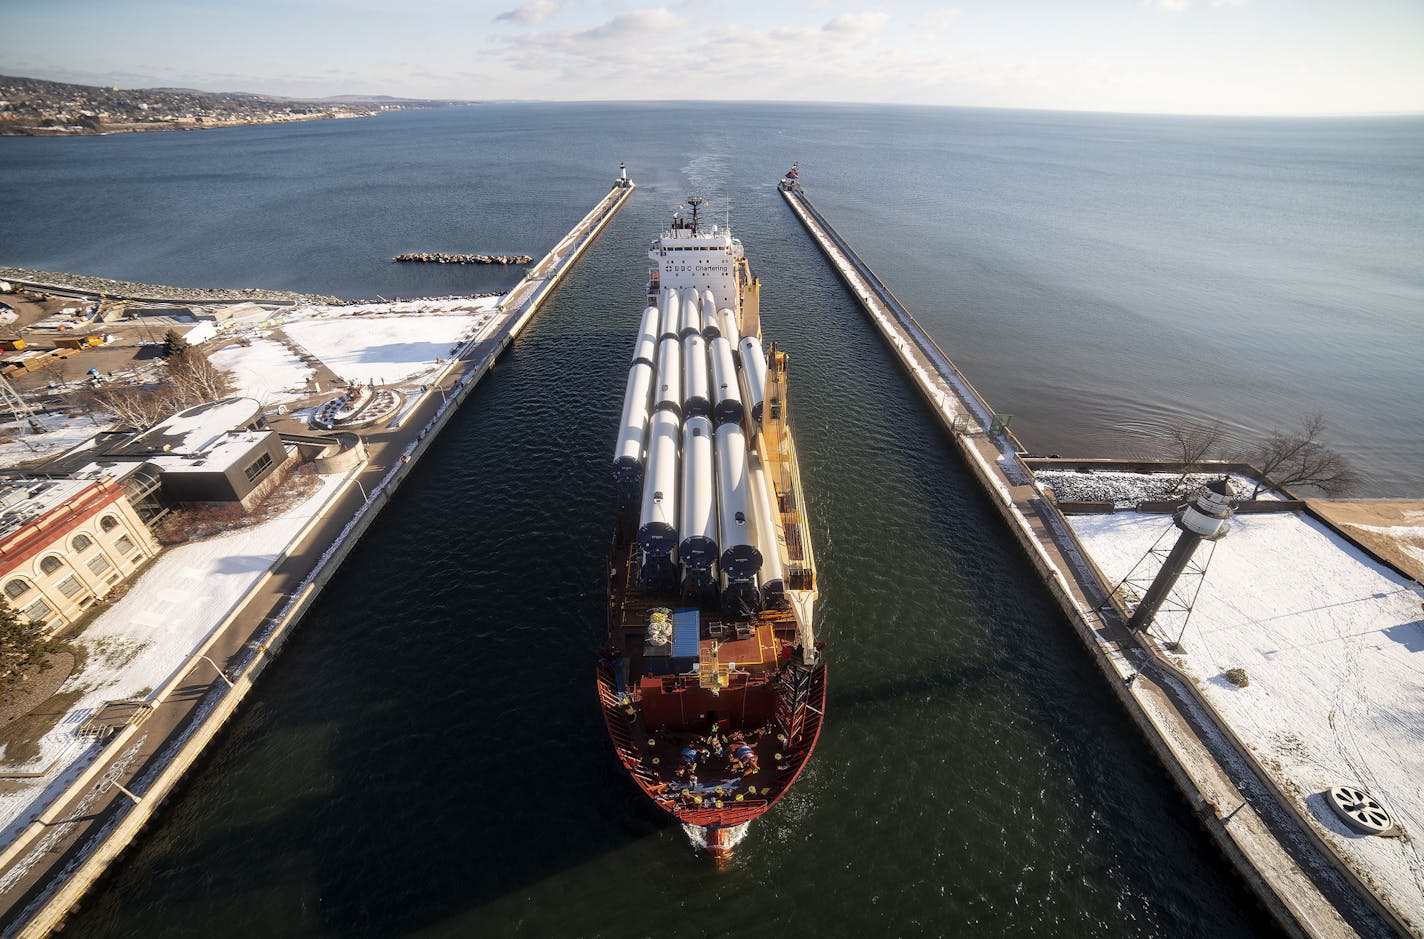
[599,521,824,828]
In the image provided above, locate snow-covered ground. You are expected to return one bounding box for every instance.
[0,470,350,842]
[210,338,313,407]
[275,297,499,389]
[1068,509,1424,922]
[0,297,503,468]
[0,413,111,467]
[283,315,480,386]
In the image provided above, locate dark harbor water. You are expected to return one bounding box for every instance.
[2,103,1420,936]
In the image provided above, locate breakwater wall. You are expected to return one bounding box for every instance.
[779,184,1399,939]
[3,179,636,937]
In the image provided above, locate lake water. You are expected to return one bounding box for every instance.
[3,102,1419,936]
[5,104,1420,494]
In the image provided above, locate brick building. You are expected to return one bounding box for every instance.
[0,471,161,635]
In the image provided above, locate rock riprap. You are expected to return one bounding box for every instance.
[393,253,534,265]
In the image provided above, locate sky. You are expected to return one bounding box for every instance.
[2,0,1422,116]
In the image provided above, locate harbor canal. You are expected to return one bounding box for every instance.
[59,176,1279,937]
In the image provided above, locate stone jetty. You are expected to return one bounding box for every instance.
[393,252,534,265]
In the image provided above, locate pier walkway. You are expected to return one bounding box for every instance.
[781,184,1402,939]
[0,178,634,937]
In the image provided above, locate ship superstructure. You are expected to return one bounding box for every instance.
[601,198,825,861]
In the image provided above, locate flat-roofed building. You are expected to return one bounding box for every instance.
[108,397,289,507]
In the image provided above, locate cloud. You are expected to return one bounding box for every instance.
[487,8,688,85]
[483,6,1063,105]
[823,11,889,35]
[917,10,962,31]
[1147,0,1193,11]
[495,1,559,26]
[769,25,817,42]
[576,8,683,41]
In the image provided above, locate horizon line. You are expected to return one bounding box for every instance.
[4,71,1421,121]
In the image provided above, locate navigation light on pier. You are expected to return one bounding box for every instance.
[1127,478,1237,633]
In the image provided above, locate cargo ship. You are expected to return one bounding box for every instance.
[599,197,825,861]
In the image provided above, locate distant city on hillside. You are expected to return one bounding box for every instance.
[0,73,462,136]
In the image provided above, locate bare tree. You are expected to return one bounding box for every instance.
[86,383,178,430]
[80,350,233,430]
[1247,412,1357,498]
[166,348,233,404]
[1165,419,1226,494]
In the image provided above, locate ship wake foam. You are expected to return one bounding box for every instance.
[682,820,751,855]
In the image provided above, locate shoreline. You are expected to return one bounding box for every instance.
[0,106,444,139]
[2,115,355,137]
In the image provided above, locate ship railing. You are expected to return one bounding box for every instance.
[597,667,663,788]
[780,433,817,583]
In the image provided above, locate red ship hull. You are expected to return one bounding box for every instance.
[597,649,826,857]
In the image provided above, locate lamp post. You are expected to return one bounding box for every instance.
[100,764,142,804]
[199,653,234,688]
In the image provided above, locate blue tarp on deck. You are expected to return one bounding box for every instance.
[672,608,700,660]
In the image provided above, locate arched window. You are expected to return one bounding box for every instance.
[4,579,30,600]
[40,556,64,575]
[72,534,94,553]
[100,515,120,533]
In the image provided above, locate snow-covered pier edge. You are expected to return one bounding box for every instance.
[7,179,636,938]
[782,184,1414,939]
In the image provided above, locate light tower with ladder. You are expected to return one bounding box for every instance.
[1125,477,1238,634]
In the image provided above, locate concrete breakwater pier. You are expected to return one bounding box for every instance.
[780,183,1412,939]
[0,174,634,936]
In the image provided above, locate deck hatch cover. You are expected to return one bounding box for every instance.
[672,608,700,659]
